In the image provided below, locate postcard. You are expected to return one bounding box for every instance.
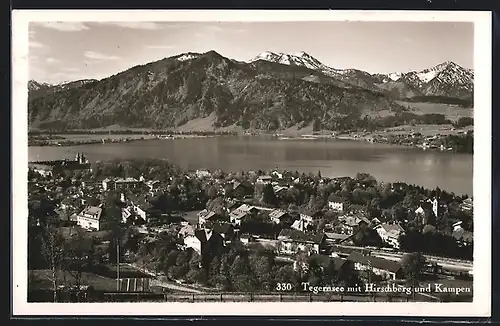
[11,9,492,317]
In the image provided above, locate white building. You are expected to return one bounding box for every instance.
[102,178,114,191]
[196,169,211,179]
[291,219,309,232]
[77,206,103,231]
[256,175,272,184]
[271,170,283,179]
[374,223,405,249]
[328,200,344,212]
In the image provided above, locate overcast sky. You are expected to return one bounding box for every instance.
[28,21,473,84]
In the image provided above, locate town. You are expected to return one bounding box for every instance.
[28,153,473,303]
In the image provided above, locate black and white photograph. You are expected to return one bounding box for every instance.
[12,10,491,317]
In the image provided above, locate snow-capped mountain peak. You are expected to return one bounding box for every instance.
[384,61,474,98]
[176,53,200,62]
[28,80,53,91]
[250,51,344,77]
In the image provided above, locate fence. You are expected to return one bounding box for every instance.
[98,291,430,303]
[117,278,151,292]
[29,289,470,303]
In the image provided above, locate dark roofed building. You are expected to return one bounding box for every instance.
[268,209,290,224]
[198,209,229,227]
[183,229,224,267]
[231,180,254,198]
[227,200,243,212]
[278,229,326,255]
[299,209,323,223]
[212,222,235,242]
[114,177,144,191]
[346,252,403,280]
[325,232,352,244]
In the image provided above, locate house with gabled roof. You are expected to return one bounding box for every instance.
[346,252,404,281]
[114,177,144,191]
[291,219,310,232]
[325,232,352,244]
[226,200,242,212]
[212,222,235,242]
[278,229,326,255]
[229,204,258,225]
[294,255,354,281]
[327,195,346,213]
[256,175,273,184]
[299,209,323,224]
[374,223,405,249]
[231,180,254,198]
[198,209,229,227]
[268,209,289,224]
[338,215,370,235]
[121,192,158,224]
[459,198,473,212]
[183,229,224,267]
[76,205,103,231]
[273,185,289,197]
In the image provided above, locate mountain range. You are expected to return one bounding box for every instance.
[28,50,474,131]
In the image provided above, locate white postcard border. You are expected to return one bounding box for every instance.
[11,9,492,317]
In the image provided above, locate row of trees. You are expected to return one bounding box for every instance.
[28,130,238,136]
[311,112,464,132]
[133,231,364,293]
[28,225,106,302]
[399,227,473,260]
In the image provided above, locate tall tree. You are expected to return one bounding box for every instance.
[262,183,278,206]
[62,229,97,293]
[400,252,427,300]
[39,226,66,302]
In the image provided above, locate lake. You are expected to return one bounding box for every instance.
[28,136,473,196]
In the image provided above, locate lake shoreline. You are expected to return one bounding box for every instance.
[28,129,473,155]
[28,134,217,147]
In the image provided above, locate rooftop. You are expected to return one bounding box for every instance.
[346,252,402,273]
[79,206,103,220]
[278,229,325,244]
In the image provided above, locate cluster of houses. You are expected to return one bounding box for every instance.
[28,152,92,177]
[29,157,474,284]
[364,131,470,152]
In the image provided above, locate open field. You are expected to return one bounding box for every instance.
[397,101,473,122]
[371,124,473,137]
[29,269,119,291]
[29,265,151,291]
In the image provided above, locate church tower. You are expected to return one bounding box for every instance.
[432,197,439,217]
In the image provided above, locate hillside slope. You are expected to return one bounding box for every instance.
[28,51,404,131]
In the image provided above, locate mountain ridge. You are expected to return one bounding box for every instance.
[28,50,473,131]
[249,51,473,99]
